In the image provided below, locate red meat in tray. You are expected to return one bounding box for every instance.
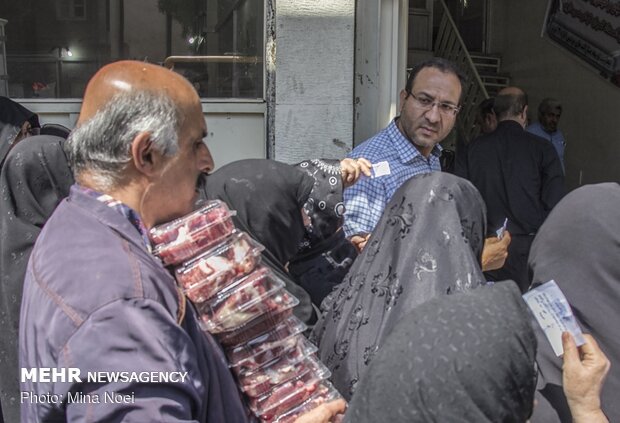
[231,336,298,377]
[252,371,327,421]
[268,382,343,423]
[217,307,296,347]
[240,360,301,398]
[198,268,298,334]
[178,233,264,301]
[236,339,319,397]
[227,315,307,373]
[150,200,236,265]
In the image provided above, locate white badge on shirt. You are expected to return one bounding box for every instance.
[372,161,391,178]
[522,280,585,356]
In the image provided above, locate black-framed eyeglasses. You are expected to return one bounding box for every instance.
[407,91,460,117]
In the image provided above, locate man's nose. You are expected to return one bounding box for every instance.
[199,143,214,173]
[425,104,442,123]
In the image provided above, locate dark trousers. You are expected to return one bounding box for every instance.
[289,233,358,307]
[484,234,535,293]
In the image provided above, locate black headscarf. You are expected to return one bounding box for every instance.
[294,158,346,248]
[0,97,40,167]
[0,135,73,422]
[290,159,358,307]
[528,183,620,423]
[312,172,487,399]
[344,281,537,423]
[200,159,315,324]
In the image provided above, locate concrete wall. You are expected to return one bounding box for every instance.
[273,0,355,163]
[488,0,620,188]
[20,100,266,171]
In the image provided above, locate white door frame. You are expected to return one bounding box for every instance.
[354,0,409,145]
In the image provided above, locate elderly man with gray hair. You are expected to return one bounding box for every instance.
[527,98,566,172]
[18,61,347,423]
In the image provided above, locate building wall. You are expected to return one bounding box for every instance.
[21,100,266,171]
[489,0,620,189]
[273,0,355,163]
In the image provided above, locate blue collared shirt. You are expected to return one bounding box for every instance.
[526,122,566,172]
[343,119,442,237]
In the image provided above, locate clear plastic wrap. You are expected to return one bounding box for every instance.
[150,200,236,265]
[267,381,344,423]
[216,307,296,347]
[227,315,307,373]
[198,268,298,334]
[236,338,319,397]
[250,361,331,420]
[178,234,264,301]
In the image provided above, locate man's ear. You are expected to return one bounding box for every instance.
[520,105,529,126]
[130,132,161,177]
[399,89,408,112]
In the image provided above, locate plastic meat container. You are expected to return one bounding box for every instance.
[250,360,331,421]
[267,381,344,423]
[227,315,307,373]
[216,306,297,347]
[178,234,264,301]
[236,338,319,397]
[197,268,298,334]
[150,200,236,265]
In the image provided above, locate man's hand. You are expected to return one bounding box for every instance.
[562,332,610,423]
[341,158,372,188]
[481,231,511,271]
[350,234,370,253]
[293,399,347,423]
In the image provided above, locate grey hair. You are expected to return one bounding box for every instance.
[65,90,182,189]
[538,98,562,115]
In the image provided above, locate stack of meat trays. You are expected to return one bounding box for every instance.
[225,314,342,423]
[150,200,343,422]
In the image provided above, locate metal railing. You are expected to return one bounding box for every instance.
[434,0,488,141]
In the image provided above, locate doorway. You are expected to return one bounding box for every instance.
[443,0,488,53]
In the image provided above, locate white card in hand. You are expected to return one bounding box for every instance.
[522,280,585,356]
[372,161,391,178]
[496,218,508,239]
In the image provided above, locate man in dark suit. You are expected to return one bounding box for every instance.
[459,86,564,292]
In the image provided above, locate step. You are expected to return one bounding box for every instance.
[480,74,511,85]
[470,53,502,73]
[469,52,502,63]
[472,59,500,67]
[474,64,501,76]
[481,82,510,91]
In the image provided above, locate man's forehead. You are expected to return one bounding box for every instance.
[413,67,461,99]
[180,104,207,137]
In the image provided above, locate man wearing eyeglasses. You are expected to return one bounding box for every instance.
[343,58,464,251]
